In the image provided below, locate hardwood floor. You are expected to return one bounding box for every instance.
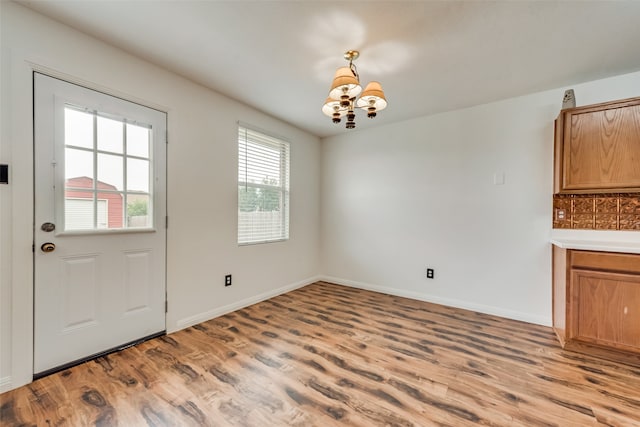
[2,281,640,426]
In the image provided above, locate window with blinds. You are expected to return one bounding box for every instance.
[238,124,290,245]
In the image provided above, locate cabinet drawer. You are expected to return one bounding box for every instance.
[570,250,640,275]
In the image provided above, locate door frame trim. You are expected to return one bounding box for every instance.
[1,50,171,393]
[27,61,169,113]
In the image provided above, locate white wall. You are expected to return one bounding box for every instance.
[0,2,320,392]
[320,70,640,326]
[4,0,640,396]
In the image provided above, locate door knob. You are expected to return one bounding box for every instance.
[41,242,56,253]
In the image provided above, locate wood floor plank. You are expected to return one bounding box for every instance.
[2,281,640,426]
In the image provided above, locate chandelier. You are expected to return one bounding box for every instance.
[322,50,388,129]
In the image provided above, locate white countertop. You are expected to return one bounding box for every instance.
[550,229,640,254]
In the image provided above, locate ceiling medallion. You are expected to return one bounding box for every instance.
[322,50,388,129]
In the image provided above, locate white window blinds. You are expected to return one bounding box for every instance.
[238,124,290,245]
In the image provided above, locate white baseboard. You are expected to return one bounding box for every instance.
[174,275,322,331]
[320,275,552,327]
[0,376,12,393]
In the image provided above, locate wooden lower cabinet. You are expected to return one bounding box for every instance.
[571,269,640,350]
[553,246,640,365]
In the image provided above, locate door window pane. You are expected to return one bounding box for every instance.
[96,200,108,229]
[63,104,153,231]
[127,194,150,228]
[127,123,150,158]
[65,108,93,149]
[127,158,149,192]
[65,199,95,230]
[63,199,110,232]
[65,148,93,182]
[97,116,123,154]
[97,153,124,191]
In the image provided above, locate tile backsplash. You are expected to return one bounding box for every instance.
[553,193,640,230]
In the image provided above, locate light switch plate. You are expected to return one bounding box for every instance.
[0,164,8,184]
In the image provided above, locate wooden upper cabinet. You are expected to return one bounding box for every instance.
[554,97,640,193]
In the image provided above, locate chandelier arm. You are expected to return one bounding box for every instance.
[349,61,359,81]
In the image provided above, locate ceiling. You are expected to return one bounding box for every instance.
[17,1,640,138]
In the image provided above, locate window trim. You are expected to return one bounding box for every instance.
[60,103,154,234]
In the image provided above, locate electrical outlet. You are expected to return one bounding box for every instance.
[225,274,232,287]
[426,268,434,279]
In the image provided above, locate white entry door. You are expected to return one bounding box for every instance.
[34,73,167,376]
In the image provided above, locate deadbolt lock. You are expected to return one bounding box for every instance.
[41,242,56,253]
[41,222,56,232]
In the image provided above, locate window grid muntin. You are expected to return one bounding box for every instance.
[63,104,153,231]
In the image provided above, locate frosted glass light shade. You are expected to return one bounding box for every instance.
[356,81,388,111]
[328,67,362,100]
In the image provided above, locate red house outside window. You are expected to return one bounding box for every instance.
[65,176,123,229]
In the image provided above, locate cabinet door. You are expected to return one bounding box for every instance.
[570,269,640,352]
[561,99,640,192]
